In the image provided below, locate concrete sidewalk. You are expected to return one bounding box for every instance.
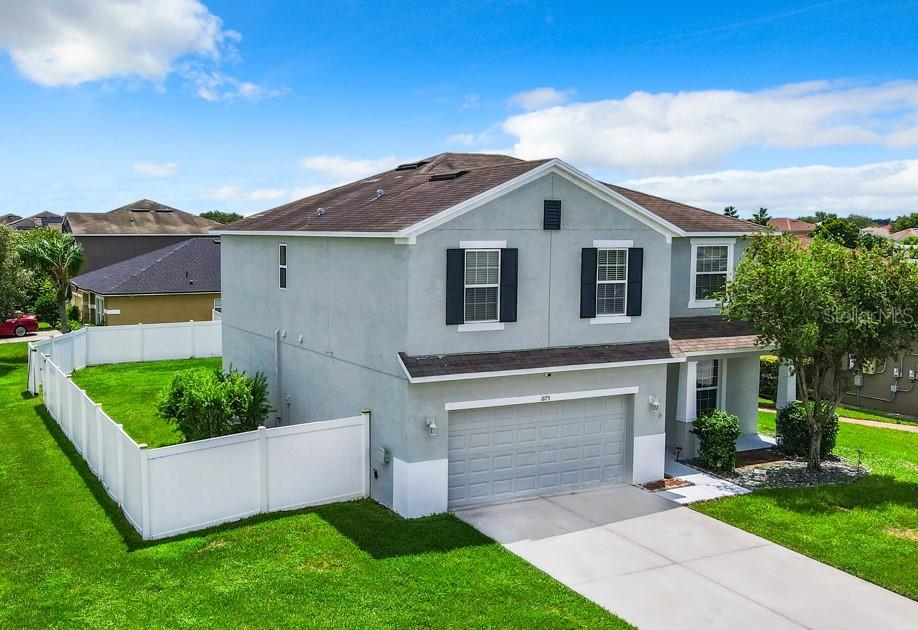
[0,329,61,345]
[456,486,917,630]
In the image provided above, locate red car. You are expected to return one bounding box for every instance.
[0,314,39,338]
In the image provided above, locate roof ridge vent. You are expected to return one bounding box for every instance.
[395,160,429,171]
[428,170,468,182]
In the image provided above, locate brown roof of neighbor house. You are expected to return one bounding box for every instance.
[861,224,892,236]
[1,213,22,224]
[767,217,816,233]
[398,317,763,380]
[9,211,63,230]
[63,199,219,235]
[891,228,918,241]
[605,185,762,233]
[220,152,761,236]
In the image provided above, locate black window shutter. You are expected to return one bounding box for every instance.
[580,248,598,318]
[543,200,561,230]
[446,249,465,325]
[499,248,518,322]
[626,248,643,316]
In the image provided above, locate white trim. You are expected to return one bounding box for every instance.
[75,290,220,298]
[719,357,729,409]
[444,386,640,411]
[457,322,505,332]
[593,239,633,248]
[102,309,120,315]
[463,248,501,324]
[688,238,735,310]
[214,230,403,239]
[73,233,215,237]
[595,247,629,316]
[681,347,767,357]
[459,240,506,249]
[590,315,631,325]
[398,354,683,383]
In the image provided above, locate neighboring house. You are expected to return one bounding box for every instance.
[70,238,221,326]
[861,224,893,238]
[845,347,918,418]
[767,217,815,235]
[891,227,918,242]
[9,211,63,231]
[216,152,764,518]
[63,199,219,273]
[1,213,22,225]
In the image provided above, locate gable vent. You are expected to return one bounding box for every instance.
[396,160,429,171]
[543,200,561,230]
[429,170,468,182]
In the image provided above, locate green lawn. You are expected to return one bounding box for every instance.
[695,409,918,600]
[758,396,918,426]
[71,357,221,447]
[0,343,629,629]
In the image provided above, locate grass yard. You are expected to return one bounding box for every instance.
[0,343,629,629]
[694,409,918,600]
[758,396,918,426]
[71,357,221,447]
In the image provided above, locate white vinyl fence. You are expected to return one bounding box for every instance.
[30,325,370,540]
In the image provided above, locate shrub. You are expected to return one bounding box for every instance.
[34,291,58,326]
[759,355,779,401]
[692,410,741,473]
[157,368,272,441]
[776,402,838,459]
[67,304,80,323]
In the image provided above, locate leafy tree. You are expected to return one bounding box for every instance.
[722,234,918,470]
[891,212,918,233]
[723,206,739,218]
[0,224,31,318]
[811,216,862,248]
[798,210,836,224]
[750,207,771,226]
[17,231,84,332]
[200,210,243,224]
[902,235,918,246]
[844,214,876,228]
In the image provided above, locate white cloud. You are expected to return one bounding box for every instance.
[201,186,287,201]
[0,1,280,101]
[508,87,576,111]
[500,80,918,173]
[299,155,401,181]
[133,162,177,177]
[623,159,918,217]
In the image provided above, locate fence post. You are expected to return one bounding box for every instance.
[138,323,144,362]
[190,320,196,358]
[116,425,125,506]
[79,390,88,455]
[96,404,105,479]
[361,409,371,498]
[257,426,268,513]
[139,445,151,539]
[55,368,62,427]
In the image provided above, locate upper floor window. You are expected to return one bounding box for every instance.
[464,249,500,322]
[596,249,628,316]
[689,239,734,308]
[696,359,719,416]
[278,243,287,289]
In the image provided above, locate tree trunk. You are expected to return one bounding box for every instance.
[807,421,823,472]
[57,297,69,334]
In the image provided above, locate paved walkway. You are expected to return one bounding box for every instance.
[456,486,917,630]
[759,406,918,433]
[661,458,749,504]
[0,330,61,345]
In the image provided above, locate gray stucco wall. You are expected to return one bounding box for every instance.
[725,353,762,434]
[406,172,672,354]
[669,236,749,318]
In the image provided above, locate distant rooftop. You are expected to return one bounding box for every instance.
[64,199,218,235]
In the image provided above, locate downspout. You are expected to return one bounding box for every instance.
[274,329,282,427]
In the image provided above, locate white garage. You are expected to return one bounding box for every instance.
[447,395,628,509]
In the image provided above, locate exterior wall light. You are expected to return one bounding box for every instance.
[648,396,661,415]
[425,418,438,436]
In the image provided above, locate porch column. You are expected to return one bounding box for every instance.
[673,361,697,457]
[776,362,796,410]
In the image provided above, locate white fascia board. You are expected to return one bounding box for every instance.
[685,232,759,238]
[459,240,507,249]
[74,233,215,237]
[690,237,737,245]
[397,353,685,384]
[211,230,402,239]
[445,386,641,411]
[593,240,633,248]
[681,347,768,357]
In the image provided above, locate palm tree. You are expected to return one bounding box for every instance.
[723,206,739,218]
[18,230,84,332]
[751,207,771,226]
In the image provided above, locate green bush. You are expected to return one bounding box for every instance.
[692,410,741,473]
[34,291,58,326]
[67,304,80,323]
[759,355,779,401]
[156,368,272,442]
[776,402,838,459]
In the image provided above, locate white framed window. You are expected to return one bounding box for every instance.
[278,243,287,289]
[464,249,500,323]
[94,296,105,325]
[596,248,628,316]
[695,359,719,416]
[689,239,734,308]
[213,298,222,312]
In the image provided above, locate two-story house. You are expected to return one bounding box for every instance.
[217,153,763,518]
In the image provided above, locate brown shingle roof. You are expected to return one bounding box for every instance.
[220,152,762,236]
[399,317,764,380]
[767,217,815,233]
[64,199,218,235]
[605,185,763,234]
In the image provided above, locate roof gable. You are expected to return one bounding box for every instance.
[64,199,219,235]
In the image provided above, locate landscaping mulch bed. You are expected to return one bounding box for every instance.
[642,476,694,492]
[689,449,868,491]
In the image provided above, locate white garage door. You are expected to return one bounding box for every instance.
[447,396,626,509]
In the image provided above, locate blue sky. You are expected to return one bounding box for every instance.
[2,0,918,218]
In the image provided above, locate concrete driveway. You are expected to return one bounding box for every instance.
[0,329,61,345]
[455,486,917,629]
